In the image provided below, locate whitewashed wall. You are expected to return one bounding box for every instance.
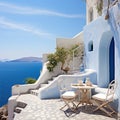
[12,61,62,95]
[56,32,83,49]
[84,15,120,112]
[39,69,97,99]
[84,16,113,87]
[109,2,120,112]
[56,32,84,71]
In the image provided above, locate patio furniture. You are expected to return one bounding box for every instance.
[92,80,117,117]
[71,83,96,107]
[59,82,78,112]
[60,90,78,112]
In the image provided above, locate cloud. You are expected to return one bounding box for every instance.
[0,17,53,37]
[0,2,85,19]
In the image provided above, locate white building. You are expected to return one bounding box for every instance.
[84,0,120,113]
[8,0,120,119]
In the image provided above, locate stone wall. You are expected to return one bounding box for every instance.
[86,0,99,24]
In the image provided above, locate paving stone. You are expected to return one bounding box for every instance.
[13,94,117,120]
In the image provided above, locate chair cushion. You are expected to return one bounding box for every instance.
[62,91,76,99]
[92,93,113,101]
[94,87,108,94]
[92,86,108,95]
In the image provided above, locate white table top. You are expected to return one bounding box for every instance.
[71,84,96,89]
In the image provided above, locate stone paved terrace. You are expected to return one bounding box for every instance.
[13,94,118,120]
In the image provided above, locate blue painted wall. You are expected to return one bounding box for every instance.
[84,16,113,88]
[83,15,120,112]
[109,3,120,112]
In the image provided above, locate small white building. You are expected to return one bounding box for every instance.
[84,0,120,113]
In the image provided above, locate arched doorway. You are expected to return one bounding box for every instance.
[98,33,114,87]
[109,38,115,83]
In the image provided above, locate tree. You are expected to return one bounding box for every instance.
[47,44,84,73]
[47,47,68,72]
[55,47,68,70]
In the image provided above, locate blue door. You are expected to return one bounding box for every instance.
[109,38,115,83]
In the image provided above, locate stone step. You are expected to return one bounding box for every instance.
[14,107,22,114]
[48,80,53,84]
[52,77,57,80]
[30,84,48,96]
[16,102,27,108]
[13,107,23,118]
[40,83,48,87]
[30,89,39,96]
[14,102,27,115]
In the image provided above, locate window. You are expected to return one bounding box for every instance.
[88,41,93,51]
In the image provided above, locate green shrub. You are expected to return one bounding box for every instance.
[47,44,84,72]
[47,53,58,72]
[25,77,36,84]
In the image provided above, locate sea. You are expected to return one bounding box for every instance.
[0,62,42,107]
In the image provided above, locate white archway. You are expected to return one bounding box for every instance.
[98,31,114,87]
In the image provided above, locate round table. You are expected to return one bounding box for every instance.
[71,84,96,107]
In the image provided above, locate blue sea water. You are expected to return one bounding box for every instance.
[0,62,42,107]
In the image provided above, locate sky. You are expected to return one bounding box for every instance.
[0,0,86,60]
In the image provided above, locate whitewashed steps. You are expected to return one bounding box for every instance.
[48,80,53,84]
[30,83,48,96]
[30,76,57,96]
[30,89,39,96]
[14,107,22,114]
[40,83,48,87]
[13,107,23,118]
[16,101,27,108]
[14,102,27,117]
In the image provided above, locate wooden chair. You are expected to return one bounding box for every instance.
[92,80,117,117]
[60,90,77,112]
[59,82,78,112]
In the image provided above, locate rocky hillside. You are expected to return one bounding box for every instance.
[0,105,8,120]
